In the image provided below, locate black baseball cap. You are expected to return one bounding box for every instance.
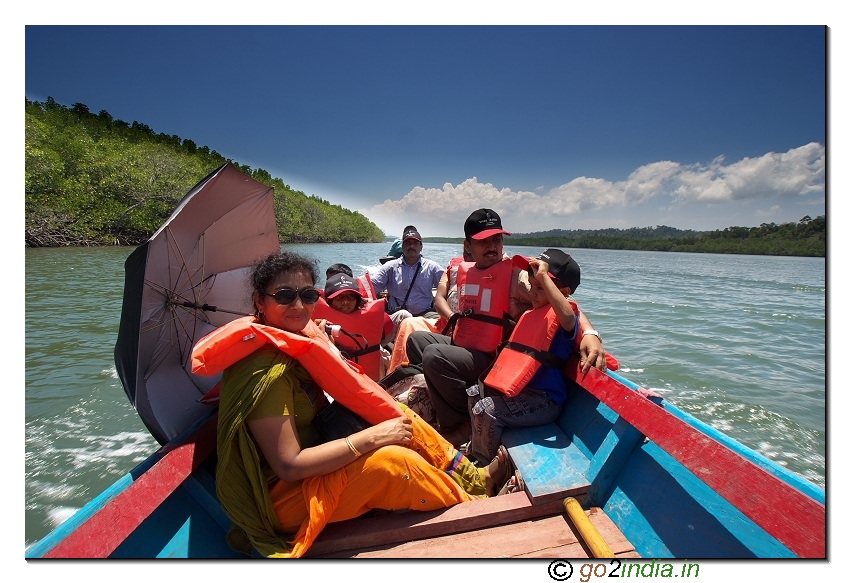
[324,273,364,299]
[464,209,511,240]
[512,249,580,293]
[402,225,421,242]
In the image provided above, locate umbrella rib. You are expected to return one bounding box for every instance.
[164,226,205,306]
[144,277,214,318]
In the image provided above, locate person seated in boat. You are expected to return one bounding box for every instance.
[378,238,403,264]
[466,249,581,463]
[207,251,516,558]
[405,209,607,447]
[325,263,353,279]
[384,248,472,376]
[312,272,393,380]
[325,262,384,302]
[371,225,444,344]
[317,264,354,298]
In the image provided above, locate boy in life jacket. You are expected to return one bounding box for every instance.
[466,249,581,463]
[312,273,393,380]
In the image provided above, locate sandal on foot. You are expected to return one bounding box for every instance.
[492,445,517,496]
[497,470,526,496]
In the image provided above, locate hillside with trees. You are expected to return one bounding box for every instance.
[426,217,825,257]
[25,97,385,247]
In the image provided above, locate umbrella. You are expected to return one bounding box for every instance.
[114,162,281,444]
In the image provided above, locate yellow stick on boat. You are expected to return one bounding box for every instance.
[563,497,616,558]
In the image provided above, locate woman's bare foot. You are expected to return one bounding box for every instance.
[484,446,509,497]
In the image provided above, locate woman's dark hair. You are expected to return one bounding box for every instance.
[250,252,319,297]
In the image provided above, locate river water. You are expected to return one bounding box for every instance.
[24,242,826,550]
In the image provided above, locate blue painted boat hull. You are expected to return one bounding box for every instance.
[26,365,824,559]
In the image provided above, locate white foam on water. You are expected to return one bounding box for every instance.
[618,367,645,374]
[47,506,81,528]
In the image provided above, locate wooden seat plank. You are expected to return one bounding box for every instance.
[312,507,635,559]
[307,492,564,557]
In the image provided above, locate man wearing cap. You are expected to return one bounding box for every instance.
[406,209,606,445]
[371,225,445,341]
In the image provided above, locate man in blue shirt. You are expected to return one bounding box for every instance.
[372,225,444,342]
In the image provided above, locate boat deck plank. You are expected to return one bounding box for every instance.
[308,500,636,559]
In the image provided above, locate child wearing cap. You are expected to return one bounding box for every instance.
[313,273,394,380]
[326,277,365,314]
[465,249,582,464]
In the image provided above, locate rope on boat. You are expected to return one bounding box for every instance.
[563,497,615,558]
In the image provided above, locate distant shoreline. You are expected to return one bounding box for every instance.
[26,236,825,258]
[420,234,824,258]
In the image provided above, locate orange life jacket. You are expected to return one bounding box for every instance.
[191,316,403,425]
[484,302,578,397]
[356,272,378,301]
[312,297,387,381]
[452,259,513,354]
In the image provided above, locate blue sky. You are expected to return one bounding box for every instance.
[23,22,829,238]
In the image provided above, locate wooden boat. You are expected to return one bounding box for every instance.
[25,354,825,559]
[25,164,825,559]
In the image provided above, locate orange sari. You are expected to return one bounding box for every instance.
[270,406,486,557]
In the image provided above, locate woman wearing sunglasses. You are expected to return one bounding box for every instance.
[211,251,514,558]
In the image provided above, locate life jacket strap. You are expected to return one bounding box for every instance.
[441,308,507,336]
[501,340,567,370]
[342,343,381,359]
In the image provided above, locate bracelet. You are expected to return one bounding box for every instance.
[583,329,602,342]
[345,436,362,458]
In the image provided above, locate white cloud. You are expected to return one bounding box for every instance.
[671,142,825,204]
[368,142,825,234]
[755,205,783,218]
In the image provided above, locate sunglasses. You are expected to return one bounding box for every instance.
[264,287,320,305]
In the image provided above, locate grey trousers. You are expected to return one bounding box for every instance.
[466,384,562,463]
[405,331,495,432]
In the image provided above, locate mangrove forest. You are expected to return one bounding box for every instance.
[25,97,385,247]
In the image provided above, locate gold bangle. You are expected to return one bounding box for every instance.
[345,436,362,458]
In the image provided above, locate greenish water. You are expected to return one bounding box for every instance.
[24,243,825,549]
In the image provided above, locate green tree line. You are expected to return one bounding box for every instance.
[25,97,385,246]
[426,216,825,257]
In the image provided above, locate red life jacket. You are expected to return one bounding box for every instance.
[312,297,387,381]
[356,272,378,301]
[191,316,403,425]
[485,302,578,397]
[452,259,513,354]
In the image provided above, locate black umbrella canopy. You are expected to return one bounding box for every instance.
[115,162,280,444]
